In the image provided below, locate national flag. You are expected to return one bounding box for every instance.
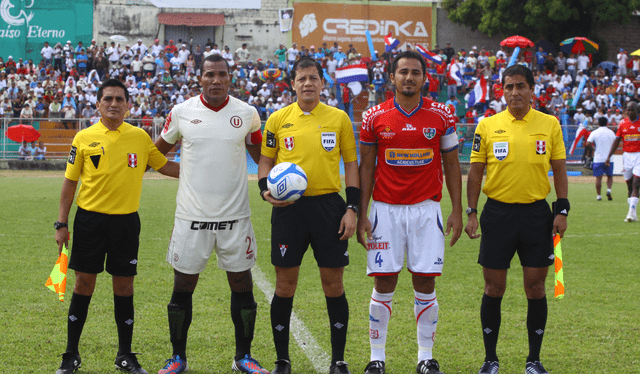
[415,44,442,64]
[45,244,69,301]
[448,58,463,86]
[473,75,488,105]
[335,64,368,84]
[384,33,400,53]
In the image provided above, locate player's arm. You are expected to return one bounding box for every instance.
[442,149,463,246]
[337,160,359,241]
[604,136,622,167]
[56,177,78,254]
[156,160,180,178]
[357,143,376,249]
[465,162,485,239]
[257,154,293,207]
[246,144,261,164]
[550,158,568,238]
[154,135,175,155]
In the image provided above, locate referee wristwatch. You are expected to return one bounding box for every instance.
[346,204,359,214]
[53,221,68,230]
[466,207,478,216]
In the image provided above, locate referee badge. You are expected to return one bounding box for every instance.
[536,140,546,155]
[493,142,508,161]
[128,153,138,168]
[321,132,336,151]
[284,136,294,151]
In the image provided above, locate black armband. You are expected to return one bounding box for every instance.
[555,198,570,216]
[259,177,268,201]
[345,186,361,206]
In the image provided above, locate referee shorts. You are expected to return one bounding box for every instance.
[478,198,554,269]
[69,207,141,276]
[271,192,349,268]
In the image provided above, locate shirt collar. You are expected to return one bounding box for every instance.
[97,119,127,133]
[506,106,535,123]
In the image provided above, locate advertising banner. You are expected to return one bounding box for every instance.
[292,2,433,56]
[0,0,93,63]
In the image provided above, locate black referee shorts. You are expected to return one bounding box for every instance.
[69,207,141,276]
[478,198,554,269]
[271,192,349,268]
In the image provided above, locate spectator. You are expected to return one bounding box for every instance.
[222,46,234,66]
[62,102,76,129]
[18,140,33,160]
[235,43,251,65]
[107,42,121,70]
[34,140,46,160]
[333,46,347,67]
[41,41,54,67]
[49,97,62,118]
[35,97,47,117]
[535,47,547,72]
[131,38,148,57]
[151,39,164,57]
[165,39,178,56]
[177,43,190,65]
[617,48,628,76]
[76,49,88,75]
[275,44,287,70]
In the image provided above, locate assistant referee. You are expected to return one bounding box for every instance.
[465,65,568,374]
[258,57,360,374]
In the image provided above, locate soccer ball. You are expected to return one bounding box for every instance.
[267,162,308,202]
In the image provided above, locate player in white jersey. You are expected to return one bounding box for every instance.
[587,117,616,201]
[154,54,269,374]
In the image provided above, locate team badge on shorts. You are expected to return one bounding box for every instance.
[128,153,138,168]
[284,137,294,151]
[321,132,336,151]
[536,140,546,155]
[423,127,436,139]
[493,142,508,161]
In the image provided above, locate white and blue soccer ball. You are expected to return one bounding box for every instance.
[267,162,308,202]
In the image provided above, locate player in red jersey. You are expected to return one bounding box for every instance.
[605,102,640,221]
[357,51,462,374]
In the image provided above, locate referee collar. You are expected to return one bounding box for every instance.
[393,95,423,118]
[97,119,128,133]
[506,106,535,123]
[294,101,323,116]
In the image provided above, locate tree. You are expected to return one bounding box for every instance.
[443,0,640,45]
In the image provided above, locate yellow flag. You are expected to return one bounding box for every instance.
[553,234,564,299]
[45,244,69,301]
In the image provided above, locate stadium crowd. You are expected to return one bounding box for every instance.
[1,38,640,139]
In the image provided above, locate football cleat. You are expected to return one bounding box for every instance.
[607,191,612,200]
[330,361,352,374]
[158,355,188,374]
[56,352,81,374]
[525,361,548,374]
[115,352,148,374]
[364,360,385,374]
[478,360,499,374]
[271,359,291,374]
[416,359,444,374]
[232,354,270,374]
[596,195,602,201]
[625,213,637,222]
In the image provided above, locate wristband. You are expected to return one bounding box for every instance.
[345,186,361,207]
[259,177,268,201]
[555,198,570,216]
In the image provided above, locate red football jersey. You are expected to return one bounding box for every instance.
[616,118,640,153]
[360,97,458,205]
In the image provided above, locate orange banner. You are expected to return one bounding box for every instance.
[292,2,433,56]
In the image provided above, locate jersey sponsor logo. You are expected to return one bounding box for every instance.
[128,153,138,168]
[423,127,436,139]
[321,132,336,151]
[402,123,417,131]
[472,134,481,152]
[88,142,100,147]
[283,123,294,128]
[230,115,243,128]
[493,141,508,161]
[536,140,546,155]
[385,148,433,166]
[68,146,77,164]
[279,244,288,257]
[162,112,172,134]
[624,134,640,141]
[190,119,202,124]
[284,136,294,151]
[380,125,395,139]
[494,129,506,134]
[367,241,389,250]
[266,130,276,148]
[190,220,238,230]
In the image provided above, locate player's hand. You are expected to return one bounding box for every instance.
[604,159,610,167]
[465,215,481,239]
[55,227,69,255]
[553,214,567,238]
[338,209,357,240]
[445,212,463,246]
[262,190,294,207]
[357,216,372,249]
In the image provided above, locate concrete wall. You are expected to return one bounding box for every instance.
[436,8,505,53]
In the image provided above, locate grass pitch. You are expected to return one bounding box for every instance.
[0,170,638,373]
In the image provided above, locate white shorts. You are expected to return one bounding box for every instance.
[166,216,257,274]
[366,200,445,276]
[622,152,640,180]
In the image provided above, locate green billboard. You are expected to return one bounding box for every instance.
[0,0,93,63]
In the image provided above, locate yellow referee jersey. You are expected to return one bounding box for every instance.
[261,102,358,196]
[65,120,168,214]
[470,108,565,203]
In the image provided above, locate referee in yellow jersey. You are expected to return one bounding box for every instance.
[258,57,360,374]
[465,65,568,374]
[54,79,179,374]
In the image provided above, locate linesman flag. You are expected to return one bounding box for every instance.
[45,244,69,301]
[553,234,564,299]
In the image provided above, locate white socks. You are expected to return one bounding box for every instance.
[369,288,393,362]
[415,290,439,362]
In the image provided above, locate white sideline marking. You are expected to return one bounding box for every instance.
[252,265,330,372]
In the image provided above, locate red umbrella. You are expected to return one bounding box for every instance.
[500,35,534,48]
[5,124,41,142]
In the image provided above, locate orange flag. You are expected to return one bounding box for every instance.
[553,234,564,299]
[45,244,69,301]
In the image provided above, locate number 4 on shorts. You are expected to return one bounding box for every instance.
[375,252,383,267]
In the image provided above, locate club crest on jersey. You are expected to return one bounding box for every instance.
[423,127,436,139]
[536,140,546,155]
[128,153,138,168]
[230,116,242,128]
[493,142,508,161]
[321,132,336,152]
[284,137,294,151]
[380,125,395,139]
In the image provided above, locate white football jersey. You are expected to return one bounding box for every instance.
[162,94,262,221]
